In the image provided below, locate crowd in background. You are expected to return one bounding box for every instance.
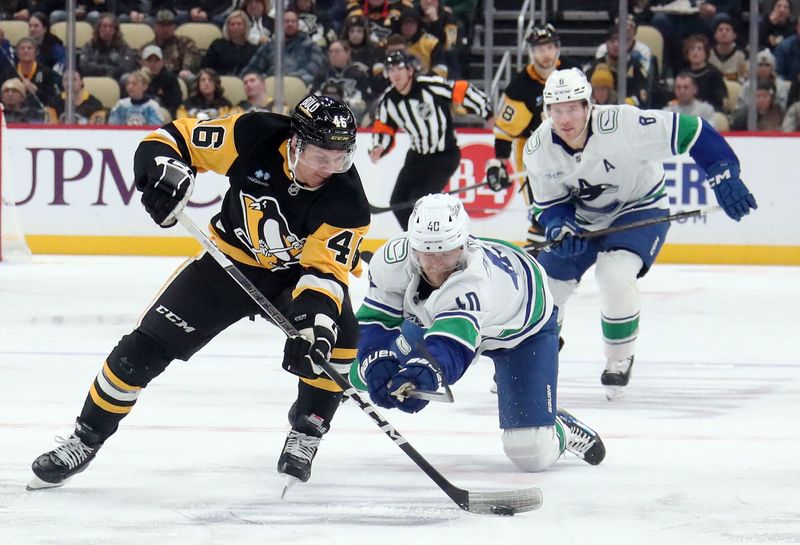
[1,0,800,131]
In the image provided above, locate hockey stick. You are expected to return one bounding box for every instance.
[176,212,543,515]
[524,205,722,253]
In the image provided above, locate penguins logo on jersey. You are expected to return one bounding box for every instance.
[235,193,305,270]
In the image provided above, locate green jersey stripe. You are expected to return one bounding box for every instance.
[676,114,701,154]
[601,316,640,341]
[356,305,403,330]
[427,316,480,348]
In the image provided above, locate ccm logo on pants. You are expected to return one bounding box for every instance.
[155,306,196,333]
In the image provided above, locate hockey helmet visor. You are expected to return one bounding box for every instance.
[291,94,356,173]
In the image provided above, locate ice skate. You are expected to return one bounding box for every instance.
[601,356,634,400]
[27,420,103,491]
[557,409,606,465]
[277,429,321,498]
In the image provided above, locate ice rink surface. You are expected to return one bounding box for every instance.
[0,255,798,545]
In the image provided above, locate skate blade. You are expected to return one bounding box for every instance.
[26,475,67,491]
[280,475,302,500]
[605,386,625,401]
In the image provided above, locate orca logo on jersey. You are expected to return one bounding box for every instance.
[234,193,305,270]
[575,178,618,201]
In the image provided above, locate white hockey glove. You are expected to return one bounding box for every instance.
[141,156,195,228]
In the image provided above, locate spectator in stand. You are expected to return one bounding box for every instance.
[684,34,727,112]
[586,25,650,107]
[241,0,273,46]
[781,96,800,131]
[110,1,152,24]
[176,68,240,119]
[1,77,46,122]
[202,10,258,76]
[343,15,384,70]
[0,27,14,74]
[54,68,105,124]
[346,0,411,47]
[107,70,164,125]
[28,12,64,74]
[441,0,478,41]
[649,1,739,77]
[395,8,446,77]
[760,0,794,51]
[774,17,800,83]
[417,0,463,78]
[30,0,90,25]
[590,64,617,105]
[737,49,791,111]
[730,80,784,130]
[149,10,201,81]
[708,15,747,82]
[184,1,237,26]
[3,0,58,21]
[292,0,338,49]
[242,9,326,88]
[0,37,60,107]
[238,69,277,111]
[79,13,138,80]
[316,0,348,34]
[140,45,182,117]
[315,39,370,123]
[594,15,659,102]
[663,71,716,124]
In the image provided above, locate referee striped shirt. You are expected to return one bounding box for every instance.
[372,75,492,155]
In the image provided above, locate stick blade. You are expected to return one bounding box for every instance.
[465,486,543,515]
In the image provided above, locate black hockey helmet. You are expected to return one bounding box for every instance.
[290,94,356,173]
[525,23,560,47]
[291,94,356,152]
[385,50,415,70]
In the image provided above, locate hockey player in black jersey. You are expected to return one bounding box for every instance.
[27,95,371,492]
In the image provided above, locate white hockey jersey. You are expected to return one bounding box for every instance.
[359,235,554,357]
[523,104,702,230]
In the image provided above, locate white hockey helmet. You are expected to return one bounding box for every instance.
[408,193,469,252]
[543,68,593,107]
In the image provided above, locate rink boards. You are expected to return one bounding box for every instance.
[4,124,799,265]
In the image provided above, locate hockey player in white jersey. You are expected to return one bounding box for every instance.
[524,68,757,399]
[350,193,605,470]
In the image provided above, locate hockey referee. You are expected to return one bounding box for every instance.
[369,50,493,229]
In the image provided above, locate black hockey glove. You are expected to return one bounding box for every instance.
[282,314,338,379]
[485,158,511,192]
[141,157,195,228]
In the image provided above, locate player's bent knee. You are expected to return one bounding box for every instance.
[502,426,562,472]
[595,250,643,293]
[106,330,174,388]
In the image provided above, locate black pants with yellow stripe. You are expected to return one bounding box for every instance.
[79,251,358,441]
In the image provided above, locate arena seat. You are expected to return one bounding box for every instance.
[120,23,155,50]
[82,76,120,110]
[636,25,664,77]
[0,21,29,47]
[174,23,221,51]
[50,21,93,49]
[220,75,246,106]
[264,76,309,111]
[723,79,741,114]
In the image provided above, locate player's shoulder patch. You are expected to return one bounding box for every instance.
[383,236,409,264]
[595,106,619,134]
[524,129,542,155]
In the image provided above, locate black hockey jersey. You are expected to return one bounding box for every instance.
[133,111,371,319]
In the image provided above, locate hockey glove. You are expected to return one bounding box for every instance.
[386,358,442,414]
[544,215,588,258]
[282,314,338,379]
[706,161,757,221]
[362,349,402,409]
[141,157,195,228]
[485,158,511,192]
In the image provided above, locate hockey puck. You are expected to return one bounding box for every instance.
[490,505,516,516]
